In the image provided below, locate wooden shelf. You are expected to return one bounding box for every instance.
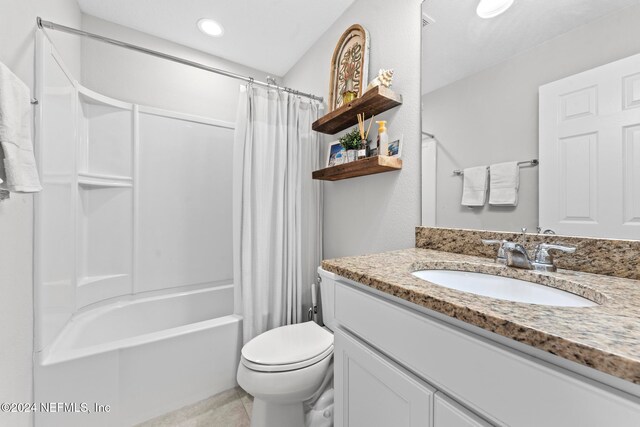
[312,86,402,135]
[312,156,402,181]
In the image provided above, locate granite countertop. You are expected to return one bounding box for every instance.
[321,248,640,384]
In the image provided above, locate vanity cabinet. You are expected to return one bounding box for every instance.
[334,329,434,427]
[335,329,492,427]
[332,279,640,427]
[433,393,492,427]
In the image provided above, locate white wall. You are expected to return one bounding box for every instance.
[422,4,640,232]
[284,0,423,259]
[0,2,81,426]
[81,14,274,121]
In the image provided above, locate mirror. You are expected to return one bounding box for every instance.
[421,0,640,239]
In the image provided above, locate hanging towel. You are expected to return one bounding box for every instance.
[0,61,42,193]
[461,165,488,207]
[489,161,519,206]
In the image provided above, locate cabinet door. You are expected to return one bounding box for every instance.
[434,393,492,427]
[335,329,434,427]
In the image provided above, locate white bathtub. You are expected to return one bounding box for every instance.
[35,285,242,427]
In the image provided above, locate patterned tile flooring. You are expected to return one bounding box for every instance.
[136,387,253,427]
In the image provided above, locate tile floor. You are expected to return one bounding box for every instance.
[136,387,253,427]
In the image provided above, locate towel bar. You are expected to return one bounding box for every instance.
[453,159,538,176]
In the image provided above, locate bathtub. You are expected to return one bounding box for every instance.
[35,285,242,427]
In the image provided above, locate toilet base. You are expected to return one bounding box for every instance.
[250,398,304,427]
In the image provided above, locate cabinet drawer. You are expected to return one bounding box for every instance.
[335,281,640,427]
[335,329,434,427]
[434,392,492,427]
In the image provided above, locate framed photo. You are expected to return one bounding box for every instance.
[388,135,403,158]
[326,141,345,167]
[328,24,370,112]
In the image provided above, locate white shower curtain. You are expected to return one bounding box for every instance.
[233,85,323,343]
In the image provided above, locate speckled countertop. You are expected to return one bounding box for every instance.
[322,248,640,384]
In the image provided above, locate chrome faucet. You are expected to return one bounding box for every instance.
[503,241,533,270]
[532,243,576,271]
[482,239,576,272]
[482,239,507,265]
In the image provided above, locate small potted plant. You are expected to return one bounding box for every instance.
[339,128,363,163]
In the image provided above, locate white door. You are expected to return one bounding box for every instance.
[539,53,640,239]
[334,329,434,427]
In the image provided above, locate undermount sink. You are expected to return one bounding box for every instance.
[412,269,598,307]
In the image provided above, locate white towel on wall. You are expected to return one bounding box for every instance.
[461,165,488,207]
[0,61,42,193]
[489,161,519,206]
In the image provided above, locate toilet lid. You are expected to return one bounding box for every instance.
[241,322,333,368]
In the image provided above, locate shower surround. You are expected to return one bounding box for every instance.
[34,32,239,425]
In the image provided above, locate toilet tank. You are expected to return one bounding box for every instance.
[317,267,338,331]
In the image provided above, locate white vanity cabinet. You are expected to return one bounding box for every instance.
[332,279,640,427]
[433,393,492,427]
[334,329,434,427]
[334,329,491,427]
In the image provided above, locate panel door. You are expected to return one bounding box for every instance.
[334,329,434,427]
[434,393,493,427]
[539,52,640,239]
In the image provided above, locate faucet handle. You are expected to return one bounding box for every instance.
[534,243,576,264]
[482,239,507,260]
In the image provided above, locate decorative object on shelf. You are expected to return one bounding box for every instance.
[342,88,357,105]
[342,60,358,104]
[368,139,378,157]
[376,120,389,156]
[329,24,370,112]
[356,113,374,159]
[339,127,363,163]
[388,135,403,158]
[345,150,357,163]
[327,141,346,167]
[366,69,394,91]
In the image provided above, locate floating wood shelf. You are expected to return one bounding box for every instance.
[312,156,402,181]
[312,86,402,135]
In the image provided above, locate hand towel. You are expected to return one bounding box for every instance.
[489,161,519,206]
[0,61,42,192]
[461,165,488,207]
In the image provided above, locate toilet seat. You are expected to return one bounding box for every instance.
[241,322,334,373]
[241,345,333,372]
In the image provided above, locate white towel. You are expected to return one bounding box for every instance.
[461,165,488,207]
[489,161,519,206]
[0,61,42,193]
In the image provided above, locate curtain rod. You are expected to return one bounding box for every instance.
[36,17,324,103]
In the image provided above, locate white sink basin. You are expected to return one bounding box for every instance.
[412,270,598,307]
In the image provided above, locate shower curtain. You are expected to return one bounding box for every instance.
[233,85,323,343]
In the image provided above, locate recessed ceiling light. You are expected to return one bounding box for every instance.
[476,0,514,19]
[197,18,224,37]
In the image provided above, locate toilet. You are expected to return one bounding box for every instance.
[237,268,337,427]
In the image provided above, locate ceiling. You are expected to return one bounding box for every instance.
[76,0,356,76]
[422,0,640,94]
